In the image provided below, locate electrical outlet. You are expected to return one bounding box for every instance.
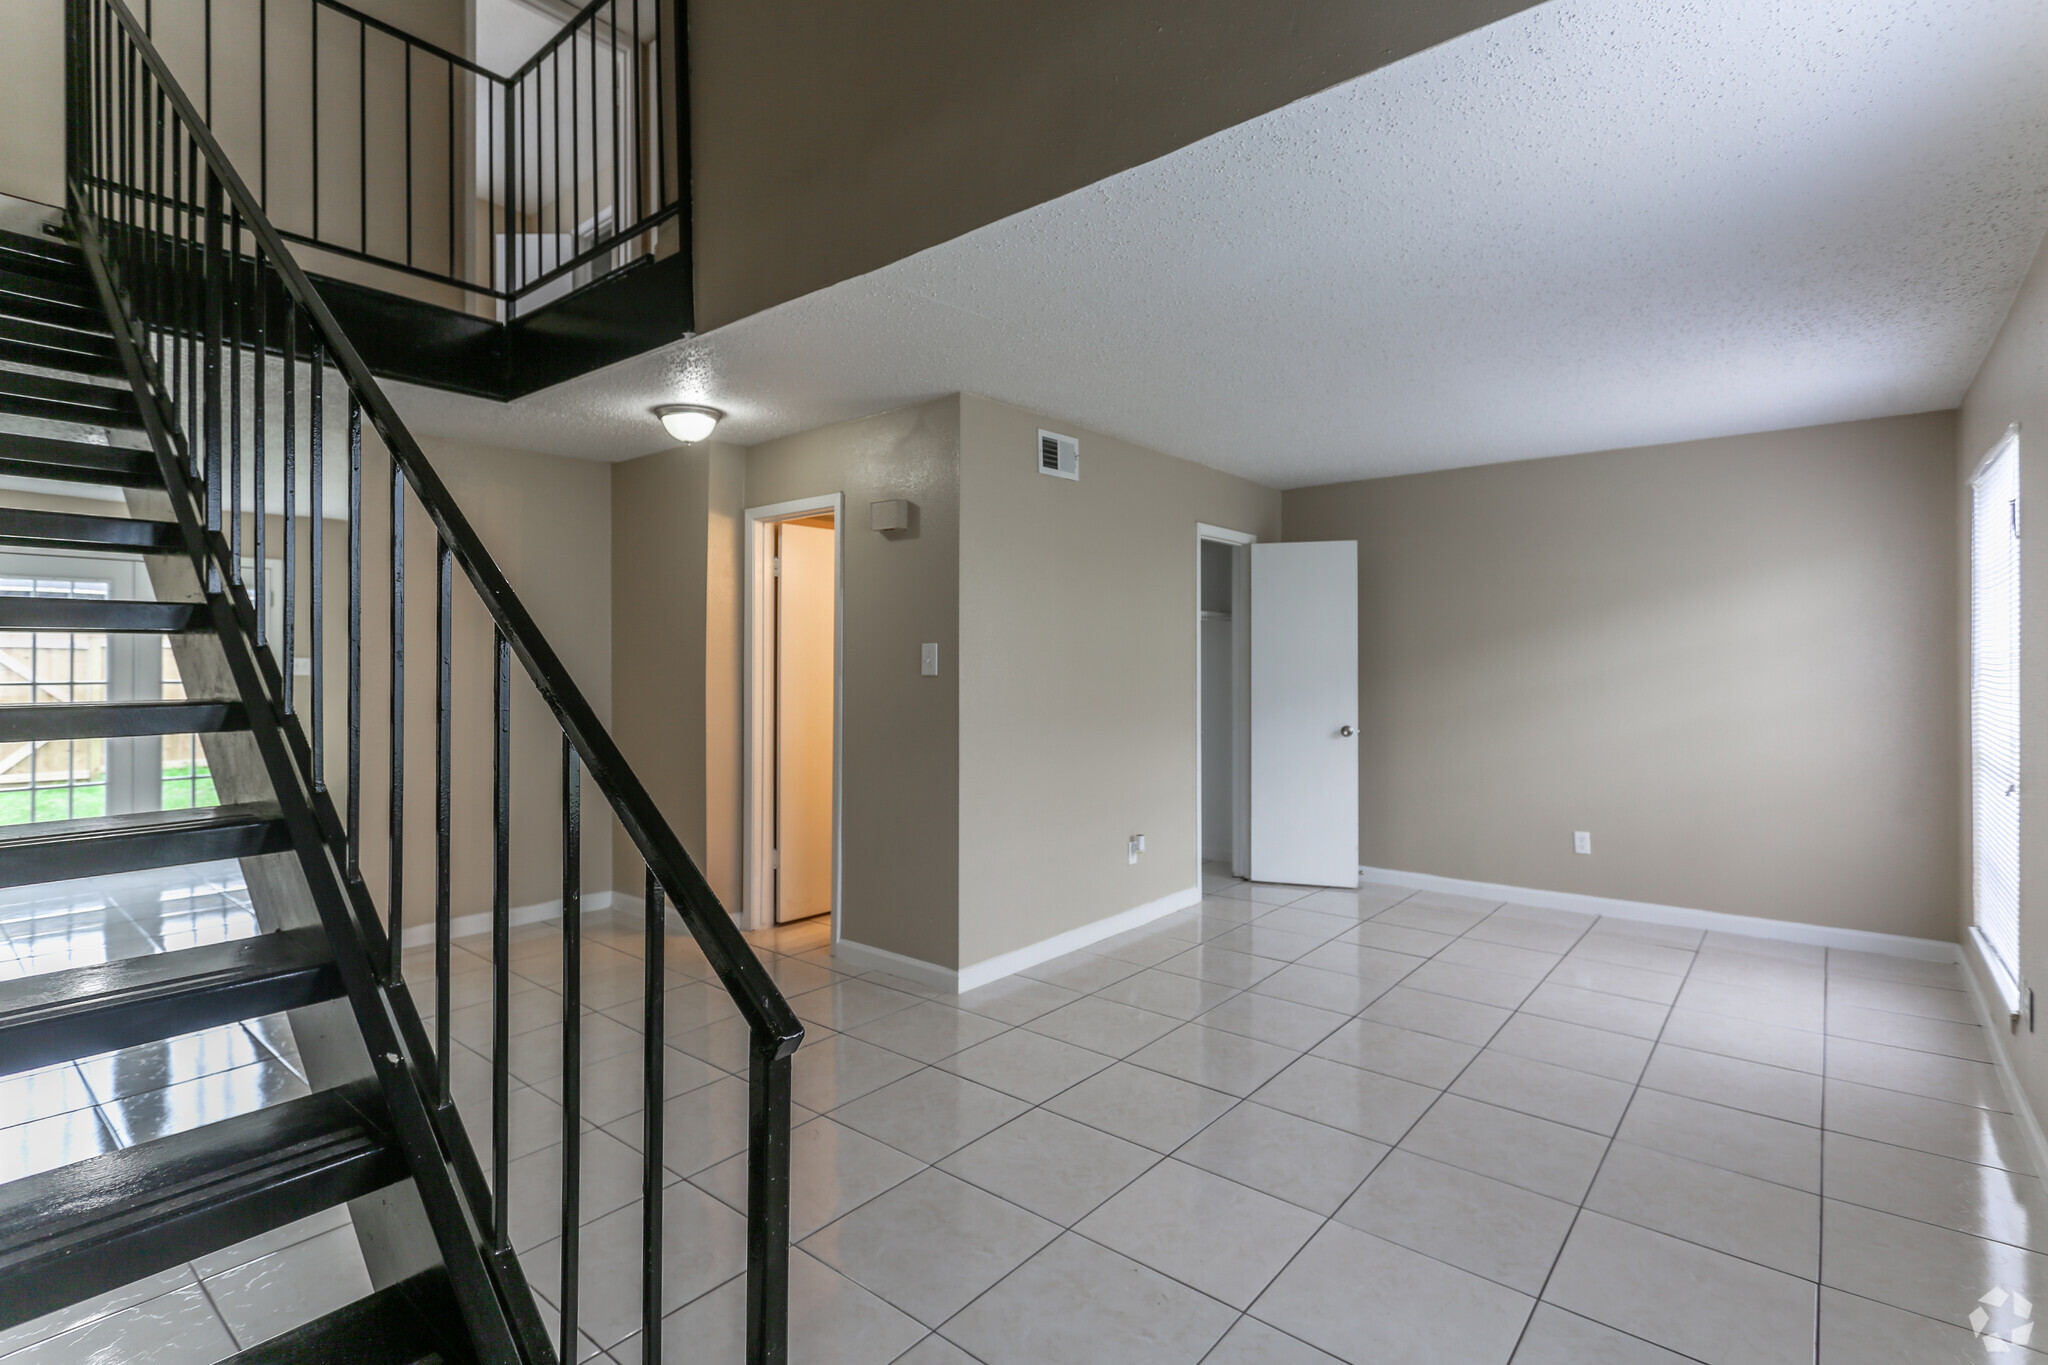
[1573,831,1592,855]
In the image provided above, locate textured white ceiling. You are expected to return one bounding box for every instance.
[393,0,2048,488]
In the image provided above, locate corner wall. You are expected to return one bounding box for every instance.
[1282,412,1960,942]
[957,395,1281,968]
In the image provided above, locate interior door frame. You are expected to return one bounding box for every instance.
[1196,524,1256,882]
[742,494,845,935]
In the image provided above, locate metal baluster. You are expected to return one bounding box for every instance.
[748,1019,794,1365]
[653,0,665,205]
[202,169,223,549]
[491,628,511,1248]
[228,205,242,581]
[560,738,581,1358]
[552,53,560,279]
[311,0,319,241]
[388,458,405,983]
[403,43,412,267]
[282,302,295,714]
[310,345,325,787]
[445,64,454,285]
[169,122,181,432]
[253,245,267,649]
[609,0,620,252]
[434,537,453,1103]
[357,18,367,256]
[570,18,579,271]
[643,867,666,1364]
[189,134,202,473]
[258,0,266,209]
[347,393,362,872]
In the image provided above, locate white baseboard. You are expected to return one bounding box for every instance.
[829,938,959,992]
[1358,865,1958,962]
[1958,932,2048,1186]
[398,890,619,949]
[833,882,1204,995]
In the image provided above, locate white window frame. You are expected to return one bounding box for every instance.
[1970,426,2023,1007]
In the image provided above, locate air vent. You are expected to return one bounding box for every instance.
[1038,430,1079,481]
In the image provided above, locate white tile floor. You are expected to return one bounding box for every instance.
[0,863,375,1364]
[0,863,2030,1364]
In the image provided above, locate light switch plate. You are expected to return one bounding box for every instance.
[921,643,939,676]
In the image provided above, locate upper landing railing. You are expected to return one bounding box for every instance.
[66,0,798,1359]
[128,0,686,314]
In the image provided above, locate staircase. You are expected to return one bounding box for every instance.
[0,0,805,1359]
[0,225,489,1362]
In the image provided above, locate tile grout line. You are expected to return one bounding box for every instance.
[1499,909,1707,1365]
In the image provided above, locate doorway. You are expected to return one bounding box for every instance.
[743,496,843,936]
[1197,526,1253,880]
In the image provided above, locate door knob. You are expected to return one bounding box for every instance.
[1339,725,1355,737]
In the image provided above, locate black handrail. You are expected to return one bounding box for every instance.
[64,1,799,1361]
[127,0,684,308]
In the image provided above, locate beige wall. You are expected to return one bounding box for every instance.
[1283,412,1960,942]
[687,0,1540,330]
[957,395,1280,967]
[0,0,65,207]
[745,398,961,963]
[609,439,746,909]
[1959,230,2048,1112]
[251,434,614,927]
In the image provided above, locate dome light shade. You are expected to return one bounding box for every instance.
[655,404,723,443]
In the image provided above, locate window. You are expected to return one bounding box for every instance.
[159,638,216,811]
[0,577,112,824]
[1971,430,2022,991]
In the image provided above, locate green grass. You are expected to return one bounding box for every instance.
[161,764,218,811]
[0,765,216,825]
[0,785,107,824]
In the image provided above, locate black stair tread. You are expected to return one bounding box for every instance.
[219,1270,477,1365]
[0,802,292,889]
[0,312,118,359]
[0,286,109,337]
[0,268,96,314]
[0,506,178,553]
[0,334,127,380]
[0,1082,406,1333]
[0,699,245,741]
[0,244,90,294]
[0,432,158,487]
[0,927,339,1075]
[0,369,139,419]
[0,229,85,269]
[0,597,202,632]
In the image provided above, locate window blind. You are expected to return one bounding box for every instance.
[1971,431,2022,987]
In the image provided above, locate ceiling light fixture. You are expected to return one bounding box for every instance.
[654,404,723,443]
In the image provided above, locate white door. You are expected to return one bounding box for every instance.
[1250,541,1358,887]
[774,521,836,923]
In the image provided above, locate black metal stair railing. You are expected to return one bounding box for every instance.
[128,0,686,312]
[62,1,801,1361]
